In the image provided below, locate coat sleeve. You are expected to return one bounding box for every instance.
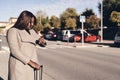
[7,28,30,64]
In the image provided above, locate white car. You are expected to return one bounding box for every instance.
[62,30,80,41]
[114,31,120,46]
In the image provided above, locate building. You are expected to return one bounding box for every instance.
[0,17,17,34]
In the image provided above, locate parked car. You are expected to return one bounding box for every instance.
[57,31,63,41]
[114,31,120,46]
[62,30,101,42]
[83,32,101,42]
[44,31,57,40]
[62,30,80,42]
[74,31,101,42]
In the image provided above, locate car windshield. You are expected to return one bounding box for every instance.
[70,31,81,35]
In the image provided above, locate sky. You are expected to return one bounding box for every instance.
[0,0,100,22]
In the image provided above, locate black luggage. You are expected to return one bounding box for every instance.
[34,65,43,80]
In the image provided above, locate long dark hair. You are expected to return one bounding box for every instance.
[13,10,37,30]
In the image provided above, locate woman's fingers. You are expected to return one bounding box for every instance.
[28,60,40,70]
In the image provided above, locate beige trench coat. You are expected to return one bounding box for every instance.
[7,27,40,80]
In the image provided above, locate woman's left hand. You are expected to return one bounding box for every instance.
[39,36,46,44]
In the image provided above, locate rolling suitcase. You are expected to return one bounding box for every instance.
[34,65,43,80]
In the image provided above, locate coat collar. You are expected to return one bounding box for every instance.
[18,29,36,44]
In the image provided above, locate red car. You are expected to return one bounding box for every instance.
[74,32,101,42]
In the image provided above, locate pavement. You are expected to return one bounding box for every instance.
[0,49,9,80]
[0,40,114,80]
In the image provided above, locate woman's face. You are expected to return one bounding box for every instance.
[26,17,34,30]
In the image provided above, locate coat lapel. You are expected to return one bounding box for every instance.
[18,29,36,44]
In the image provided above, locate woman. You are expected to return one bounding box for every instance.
[7,10,41,80]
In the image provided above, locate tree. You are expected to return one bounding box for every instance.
[50,15,61,29]
[98,0,120,27]
[81,8,100,29]
[34,21,44,32]
[35,10,52,33]
[110,11,120,26]
[82,8,95,18]
[60,8,78,19]
[36,10,47,24]
[65,17,76,30]
[86,15,100,29]
[60,8,78,29]
[43,23,52,33]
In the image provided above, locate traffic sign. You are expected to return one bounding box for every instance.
[80,16,85,22]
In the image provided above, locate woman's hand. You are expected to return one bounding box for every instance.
[39,36,45,44]
[27,60,40,70]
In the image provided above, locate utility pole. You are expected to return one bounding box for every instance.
[100,0,103,42]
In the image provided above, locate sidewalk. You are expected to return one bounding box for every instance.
[0,49,9,80]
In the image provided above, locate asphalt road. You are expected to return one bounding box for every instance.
[1,35,120,80]
[37,45,120,80]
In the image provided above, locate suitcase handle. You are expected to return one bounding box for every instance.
[40,65,43,80]
[34,65,43,80]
